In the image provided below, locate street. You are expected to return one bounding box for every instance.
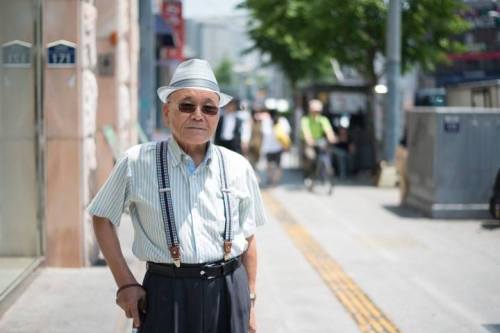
[258,169,500,333]
[1,167,499,333]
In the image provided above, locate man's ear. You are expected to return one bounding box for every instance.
[162,103,170,128]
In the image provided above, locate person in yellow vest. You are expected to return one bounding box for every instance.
[300,99,336,187]
[261,109,291,185]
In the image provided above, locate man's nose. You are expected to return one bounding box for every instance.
[190,105,204,118]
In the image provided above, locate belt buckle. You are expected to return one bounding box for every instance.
[199,269,217,280]
[201,262,221,280]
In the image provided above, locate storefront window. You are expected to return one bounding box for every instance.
[0,0,43,300]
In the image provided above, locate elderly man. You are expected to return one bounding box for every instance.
[88,59,266,333]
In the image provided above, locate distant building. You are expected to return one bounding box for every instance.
[184,15,289,102]
[185,15,257,72]
[434,0,500,86]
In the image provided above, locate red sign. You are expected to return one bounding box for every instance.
[162,1,184,61]
[448,51,500,61]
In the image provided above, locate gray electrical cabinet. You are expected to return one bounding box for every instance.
[406,107,500,219]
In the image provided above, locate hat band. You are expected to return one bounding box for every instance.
[170,78,220,92]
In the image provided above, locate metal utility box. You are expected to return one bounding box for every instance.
[406,107,500,219]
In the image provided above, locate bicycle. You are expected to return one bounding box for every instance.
[306,139,335,195]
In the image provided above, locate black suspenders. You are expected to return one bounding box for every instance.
[156,140,233,266]
[216,147,233,261]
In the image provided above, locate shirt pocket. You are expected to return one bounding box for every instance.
[214,189,244,235]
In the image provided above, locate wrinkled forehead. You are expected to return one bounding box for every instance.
[167,88,220,104]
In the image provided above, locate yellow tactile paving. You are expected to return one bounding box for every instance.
[263,191,402,333]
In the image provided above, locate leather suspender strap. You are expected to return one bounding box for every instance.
[156,140,181,267]
[155,140,234,265]
[216,147,233,261]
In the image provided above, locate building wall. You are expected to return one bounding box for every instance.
[44,0,138,267]
[95,0,139,190]
[44,0,96,266]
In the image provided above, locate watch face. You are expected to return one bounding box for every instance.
[249,292,256,301]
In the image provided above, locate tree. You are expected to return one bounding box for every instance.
[241,0,471,166]
[215,57,234,87]
[242,0,470,87]
[239,0,332,89]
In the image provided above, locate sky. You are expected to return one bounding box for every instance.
[183,0,243,18]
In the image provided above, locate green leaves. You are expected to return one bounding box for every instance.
[242,0,471,86]
[215,57,234,87]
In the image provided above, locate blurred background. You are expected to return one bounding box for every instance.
[0,0,499,332]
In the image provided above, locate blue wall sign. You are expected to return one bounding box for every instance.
[47,40,76,68]
[444,116,460,133]
[1,40,32,68]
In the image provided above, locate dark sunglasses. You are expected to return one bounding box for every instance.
[177,102,219,116]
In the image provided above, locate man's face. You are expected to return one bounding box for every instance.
[310,110,321,118]
[225,102,236,113]
[309,100,323,117]
[163,88,220,147]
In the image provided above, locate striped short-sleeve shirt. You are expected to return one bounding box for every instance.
[88,138,267,264]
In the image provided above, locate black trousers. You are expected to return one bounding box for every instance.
[139,263,250,333]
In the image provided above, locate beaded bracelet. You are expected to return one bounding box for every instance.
[116,283,144,297]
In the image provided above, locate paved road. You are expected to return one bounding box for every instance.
[258,169,500,333]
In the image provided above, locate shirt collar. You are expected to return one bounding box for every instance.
[167,137,214,170]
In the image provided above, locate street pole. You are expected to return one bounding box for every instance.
[139,0,156,140]
[384,0,401,163]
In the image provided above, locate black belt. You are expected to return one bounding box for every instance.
[147,256,242,280]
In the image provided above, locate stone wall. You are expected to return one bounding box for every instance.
[44,0,138,267]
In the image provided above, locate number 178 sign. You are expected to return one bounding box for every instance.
[47,40,76,68]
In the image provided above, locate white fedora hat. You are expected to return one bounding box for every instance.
[157,59,232,107]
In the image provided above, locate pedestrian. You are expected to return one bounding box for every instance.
[261,109,291,185]
[247,105,265,170]
[88,59,267,333]
[214,98,244,153]
[332,127,356,179]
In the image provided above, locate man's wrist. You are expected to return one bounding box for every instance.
[116,283,143,297]
[249,292,257,303]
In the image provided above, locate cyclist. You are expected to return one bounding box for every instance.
[300,99,336,188]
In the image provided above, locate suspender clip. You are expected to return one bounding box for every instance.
[223,240,232,261]
[173,259,181,268]
[169,246,181,267]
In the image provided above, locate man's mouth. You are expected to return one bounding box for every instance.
[186,126,206,130]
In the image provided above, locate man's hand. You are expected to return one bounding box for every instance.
[93,217,145,326]
[248,303,256,333]
[116,285,147,328]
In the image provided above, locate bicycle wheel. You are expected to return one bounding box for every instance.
[313,155,333,195]
[326,163,335,195]
[319,157,334,195]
